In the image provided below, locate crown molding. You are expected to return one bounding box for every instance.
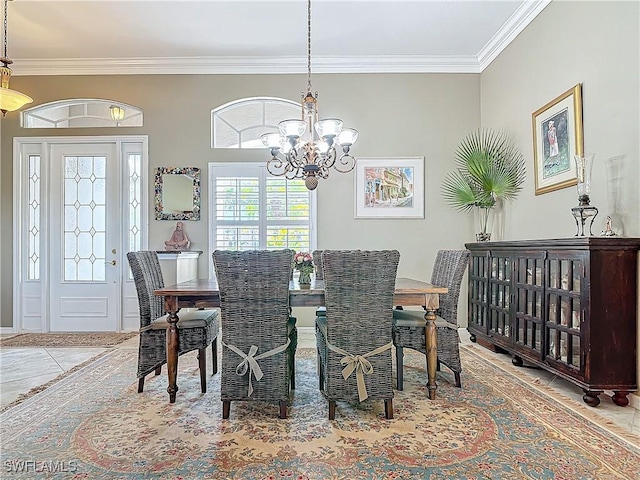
[11,55,483,76]
[9,1,548,76]
[477,0,551,70]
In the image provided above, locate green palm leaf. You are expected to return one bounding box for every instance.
[442,128,526,211]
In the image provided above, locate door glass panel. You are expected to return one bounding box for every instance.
[64,178,77,204]
[560,260,570,288]
[572,299,581,329]
[128,153,143,253]
[573,335,581,366]
[548,293,557,323]
[28,155,41,280]
[64,259,77,280]
[78,206,92,230]
[549,260,558,288]
[573,263,581,293]
[560,331,569,363]
[62,156,107,282]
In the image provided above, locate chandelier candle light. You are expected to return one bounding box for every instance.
[0,0,32,116]
[261,0,358,190]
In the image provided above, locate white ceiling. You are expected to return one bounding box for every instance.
[7,0,551,76]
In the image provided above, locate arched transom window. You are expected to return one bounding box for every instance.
[21,99,143,128]
[212,97,300,148]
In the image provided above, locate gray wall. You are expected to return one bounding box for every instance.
[481,1,639,240]
[0,73,479,327]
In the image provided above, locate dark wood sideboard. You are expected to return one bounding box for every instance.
[465,237,640,407]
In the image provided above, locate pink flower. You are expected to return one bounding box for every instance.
[293,252,315,274]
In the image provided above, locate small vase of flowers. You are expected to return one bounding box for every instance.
[294,252,314,288]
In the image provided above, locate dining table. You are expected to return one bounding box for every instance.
[154,277,448,403]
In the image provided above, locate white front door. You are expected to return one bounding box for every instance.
[49,143,121,331]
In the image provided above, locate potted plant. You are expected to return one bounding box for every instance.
[441,129,526,241]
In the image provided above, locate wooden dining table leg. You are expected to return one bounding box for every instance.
[424,294,439,400]
[164,296,180,403]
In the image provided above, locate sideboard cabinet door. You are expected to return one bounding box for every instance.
[543,251,585,380]
[487,252,513,349]
[512,252,546,362]
[468,251,490,337]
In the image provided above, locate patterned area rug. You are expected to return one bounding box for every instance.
[1,347,638,479]
[0,332,138,348]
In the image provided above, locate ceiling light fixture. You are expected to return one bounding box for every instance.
[0,0,32,116]
[261,0,358,190]
[110,105,125,122]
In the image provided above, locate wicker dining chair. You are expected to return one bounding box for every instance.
[312,249,324,281]
[316,250,400,420]
[212,249,297,419]
[392,249,469,389]
[127,251,219,396]
[312,249,326,316]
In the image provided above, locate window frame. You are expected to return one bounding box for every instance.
[208,162,317,278]
[211,96,300,149]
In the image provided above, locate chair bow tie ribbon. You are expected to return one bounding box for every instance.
[319,322,391,402]
[223,339,291,397]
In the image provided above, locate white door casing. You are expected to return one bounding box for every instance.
[13,136,148,333]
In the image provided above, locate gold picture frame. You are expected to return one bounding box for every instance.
[532,84,584,195]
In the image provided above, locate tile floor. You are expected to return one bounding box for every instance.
[456,329,640,440]
[1,328,638,439]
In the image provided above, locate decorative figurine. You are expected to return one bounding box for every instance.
[600,216,617,236]
[164,221,191,251]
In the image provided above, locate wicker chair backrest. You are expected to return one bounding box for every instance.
[429,249,470,326]
[213,249,294,350]
[322,250,400,349]
[312,250,324,280]
[127,251,165,329]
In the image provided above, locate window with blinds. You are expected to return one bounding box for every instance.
[211,164,314,253]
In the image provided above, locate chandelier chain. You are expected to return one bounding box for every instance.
[262,0,357,190]
[3,0,8,60]
[307,0,312,93]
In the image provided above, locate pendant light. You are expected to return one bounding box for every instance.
[0,0,32,116]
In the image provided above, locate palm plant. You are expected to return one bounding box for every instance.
[442,129,526,240]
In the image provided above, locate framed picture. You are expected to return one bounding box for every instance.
[532,83,584,195]
[354,157,424,219]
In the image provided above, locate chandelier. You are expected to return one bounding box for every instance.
[0,0,32,116]
[261,0,358,190]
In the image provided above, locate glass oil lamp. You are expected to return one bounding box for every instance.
[571,154,598,236]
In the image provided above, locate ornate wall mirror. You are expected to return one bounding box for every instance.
[154,167,201,220]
